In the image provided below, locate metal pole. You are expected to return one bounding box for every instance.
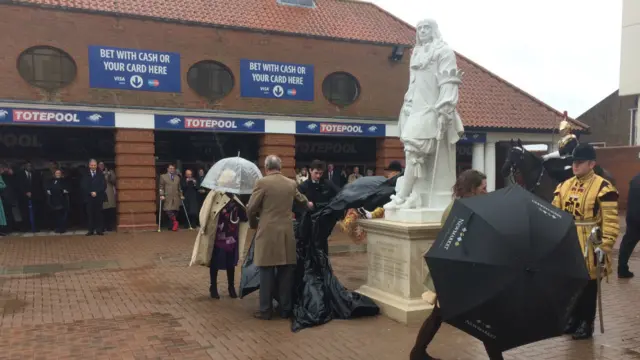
[157,198,163,232]
[629,107,638,146]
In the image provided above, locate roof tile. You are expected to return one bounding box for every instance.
[13,0,416,45]
[456,53,587,131]
[10,0,585,131]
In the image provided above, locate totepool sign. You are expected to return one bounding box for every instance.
[0,108,115,127]
[154,115,265,133]
[295,121,385,137]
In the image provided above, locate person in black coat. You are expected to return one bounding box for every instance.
[181,169,200,227]
[324,163,345,188]
[196,167,209,211]
[298,160,339,210]
[16,161,41,232]
[618,172,640,278]
[81,159,107,236]
[46,169,70,234]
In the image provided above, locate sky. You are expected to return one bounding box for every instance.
[368,0,622,117]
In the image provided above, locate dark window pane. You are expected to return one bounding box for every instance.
[17,46,77,90]
[187,61,234,100]
[322,72,360,107]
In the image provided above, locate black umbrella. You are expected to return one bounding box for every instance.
[317,174,399,216]
[425,184,589,352]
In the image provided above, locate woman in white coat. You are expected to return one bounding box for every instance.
[190,169,250,299]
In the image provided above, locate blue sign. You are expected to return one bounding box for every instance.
[88,45,181,92]
[0,108,115,127]
[459,132,486,143]
[296,121,385,137]
[154,115,265,133]
[240,59,314,101]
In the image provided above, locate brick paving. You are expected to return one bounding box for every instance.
[0,224,638,359]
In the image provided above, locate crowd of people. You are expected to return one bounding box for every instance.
[295,163,374,187]
[190,143,638,359]
[0,160,117,235]
[157,164,213,231]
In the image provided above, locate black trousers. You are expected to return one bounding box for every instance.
[570,280,598,322]
[258,265,294,314]
[618,224,640,272]
[53,209,68,233]
[86,198,104,233]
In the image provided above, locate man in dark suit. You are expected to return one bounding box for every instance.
[325,163,344,188]
[299,160,339,210]
[16,161,41,232]
[619,172,640,278]
[82,159,107,236]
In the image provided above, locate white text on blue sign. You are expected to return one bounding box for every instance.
[248,61,307,86]
[99,49,172,75]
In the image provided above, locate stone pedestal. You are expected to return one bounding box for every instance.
[384,205,446,224]
[356,219,441,325]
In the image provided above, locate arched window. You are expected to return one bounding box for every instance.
[17,46,77,90]
[187,61,234,100]
[322,72,360,107]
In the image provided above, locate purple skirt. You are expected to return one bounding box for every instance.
[211,242,239,270]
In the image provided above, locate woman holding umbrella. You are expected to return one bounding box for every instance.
[189,157,261,299]
[409,169,503,360]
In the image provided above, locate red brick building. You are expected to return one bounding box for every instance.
[0,0,582,231]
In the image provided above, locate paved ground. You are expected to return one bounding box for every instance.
[0,220,638,360]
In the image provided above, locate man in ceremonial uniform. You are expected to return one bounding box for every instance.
[552,143,620,340]
[543,111,579,182]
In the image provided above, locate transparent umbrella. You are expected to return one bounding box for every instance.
[200,156,262,194]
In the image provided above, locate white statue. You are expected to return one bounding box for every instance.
[384,19,465,217]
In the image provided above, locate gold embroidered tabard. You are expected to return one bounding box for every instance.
[552,171,619,279]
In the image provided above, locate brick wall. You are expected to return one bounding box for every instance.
[260,134,296,178]
[0,4,408,119]
[595,146,640,210]
[115,129,157,231]
[376,138,404,176]
[578,91,638,146]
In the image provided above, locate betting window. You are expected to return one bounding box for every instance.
[17,46,77,90]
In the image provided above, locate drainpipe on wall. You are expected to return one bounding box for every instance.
[630,108,636,146]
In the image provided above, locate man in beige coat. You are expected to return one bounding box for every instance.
[247,155,312,320]
[159,164,184,232]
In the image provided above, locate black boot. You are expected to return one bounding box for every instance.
[210,285,220,299]
[618,266,635,279]
[564,317,579,334]
[571,321,594,340]
[227,268,237,298]
[210,269,220,299]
